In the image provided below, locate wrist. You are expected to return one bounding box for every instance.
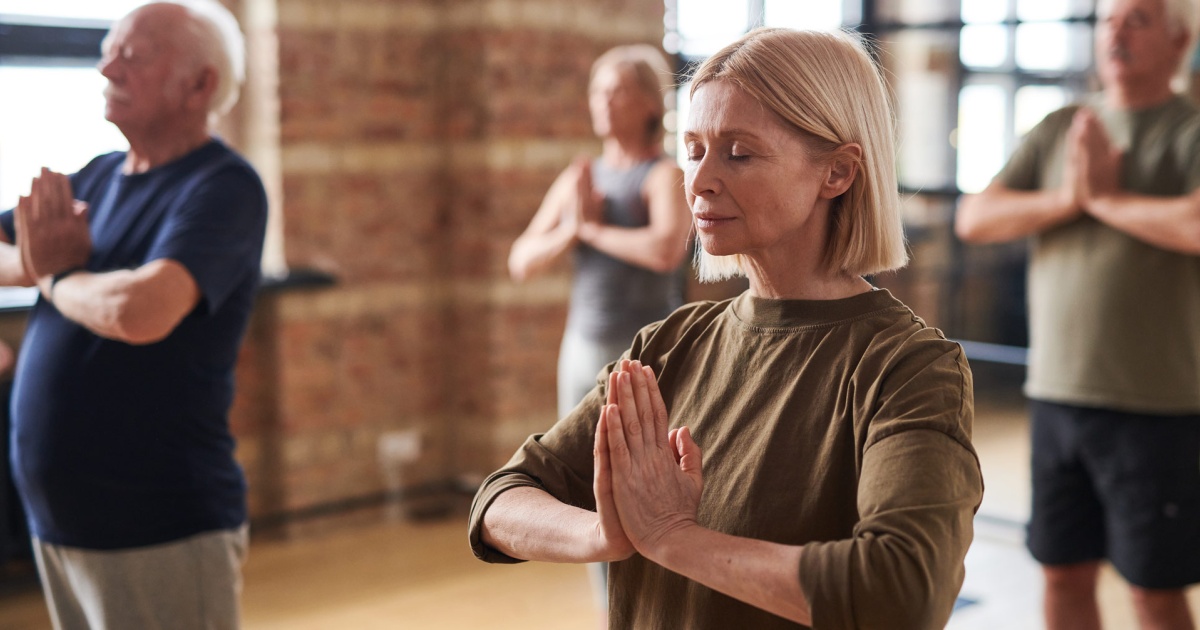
[47,267,82,302]
[576,221,599,245]
[1083,190,1117,218]
[639,519,702,567]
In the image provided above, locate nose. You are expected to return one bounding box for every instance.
[685,153,721,199]
[1106,16,1131,42]
[97,52,120,80]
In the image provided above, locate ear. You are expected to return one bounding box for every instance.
[185,66,219,112]
[818,143,862,200]
[1171,31,1191,61]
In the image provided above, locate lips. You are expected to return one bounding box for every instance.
[1106,47,1131,62]
[104,86,131,104]
[693,213,735,230]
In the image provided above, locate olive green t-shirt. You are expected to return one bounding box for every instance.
[468,290,983,629]
[998,95,1200,414]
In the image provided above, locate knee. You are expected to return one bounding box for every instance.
[1043,562,1101,594]
[1129,585,1187,609]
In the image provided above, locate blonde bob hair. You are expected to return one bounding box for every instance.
[689,28,907,281]
[591,44,674,145]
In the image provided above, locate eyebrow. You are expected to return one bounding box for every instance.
[682,127,768,142]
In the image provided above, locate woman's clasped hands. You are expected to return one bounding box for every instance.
[591,359,704,564]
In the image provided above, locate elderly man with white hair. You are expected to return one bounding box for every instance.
[958,0,1200,628]
[0,2,266,628]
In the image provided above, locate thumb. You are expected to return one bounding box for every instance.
[675,426,703,482]
[73,200,89,219]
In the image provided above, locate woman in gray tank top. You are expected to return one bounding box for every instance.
[506,44,692,618]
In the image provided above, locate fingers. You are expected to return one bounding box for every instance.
[594,407,612,497]
[626,363,659,448]
[30,169,73,222]
[611,360,671,451]
[603,398,630,471]
[606,369,619,407]
[675,426,703,477]
[29,175,43,221]
[49,171,72,220]
[641,364,671,441]
[615,368,643,443]
[13,196,35,278]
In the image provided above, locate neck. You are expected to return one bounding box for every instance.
[1104,81,1175,111]
[746,263,872,301]
[742,238,872,300]
[122,123,212,174]
[600,135,659,169]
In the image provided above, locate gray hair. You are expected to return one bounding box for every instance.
[153,0,247,119]
[1099,0,1199,91]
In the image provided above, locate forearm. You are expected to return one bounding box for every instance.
[45,262,189,344]
[480,486,607,563]
[1086,191,1200,254]
[0,242,33,287]
[956,186,1077,243]
[577,223,688,273]
[43,270,145,342]
[650,524,810,625]
[508,224,577,282]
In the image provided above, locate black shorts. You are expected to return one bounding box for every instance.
[1026,399,1200,589]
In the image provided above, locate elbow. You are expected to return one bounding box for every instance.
[856,575,948,630]
[508,256,530,283]
[110,296,175,345]
[839,537,964,630]
[646,243,688,274]
[1183,223,1200,255]
[953,199,984,243]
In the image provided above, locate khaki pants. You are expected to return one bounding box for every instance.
[32,525,248,630]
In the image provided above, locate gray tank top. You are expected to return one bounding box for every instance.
[565,157,685,343]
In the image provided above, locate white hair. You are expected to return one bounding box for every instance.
[148,0,247,119]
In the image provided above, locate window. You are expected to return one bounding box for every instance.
[664,0,1100,351]
[2,1,143,22]
[0,2,136,209]
[0,67,127,210]
[954,0,1092,193]
[666,0,854,165]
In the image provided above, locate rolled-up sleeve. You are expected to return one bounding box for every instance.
[467,364,614,564]
[800,430,983,629]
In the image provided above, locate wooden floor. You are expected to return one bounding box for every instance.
[0,511,602,630]
[1,391,1197,629]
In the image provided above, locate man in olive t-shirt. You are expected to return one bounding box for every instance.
[956,0,1200,628]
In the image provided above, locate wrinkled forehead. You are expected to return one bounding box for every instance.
[686,80,769,134]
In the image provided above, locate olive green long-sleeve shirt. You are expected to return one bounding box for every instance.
[469,289,983,629]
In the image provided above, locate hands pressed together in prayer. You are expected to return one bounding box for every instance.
[1059,108,1123,216]
[564,157,605,244]
[14,168,91,290]
[591,359,704,564]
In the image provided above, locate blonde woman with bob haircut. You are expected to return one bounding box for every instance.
[471,28,982,629]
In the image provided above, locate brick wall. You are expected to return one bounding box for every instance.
[227,0,667,526]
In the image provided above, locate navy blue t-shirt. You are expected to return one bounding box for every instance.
[1,139,267,549]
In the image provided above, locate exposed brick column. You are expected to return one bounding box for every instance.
[231,0,665,524]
